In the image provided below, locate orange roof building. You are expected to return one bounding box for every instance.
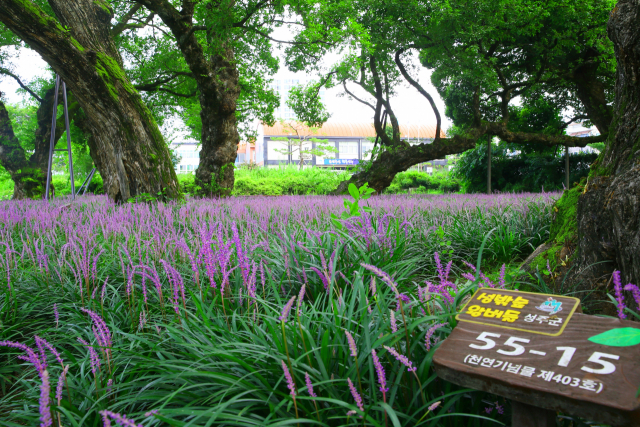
[255,121,445,168]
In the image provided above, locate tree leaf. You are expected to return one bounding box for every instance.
[348,183,359,200]
[588,328,640,347]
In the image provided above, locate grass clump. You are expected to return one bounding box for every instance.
[0,193,561,426]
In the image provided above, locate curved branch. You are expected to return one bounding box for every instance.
[342,81,375,111]
[0,67,43,103]
[394,49,442,141]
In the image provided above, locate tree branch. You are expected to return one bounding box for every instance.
[342,81,375,111]
[232,0,271,28]
[0,68,43,103]
[394,49,442,141]
[111,4,143,36]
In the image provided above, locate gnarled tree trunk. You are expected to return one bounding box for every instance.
[136,0,240,197]
[0,0,180,202]
[0,96,45,198]
[568,0,640,289]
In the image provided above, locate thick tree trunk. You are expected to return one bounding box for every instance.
[195,47,240,196]
[0,97,47,198]
[0,0,180,202]
[569,58,614,136]
[568,0,640,289]
[0,85,87,199]
[136,0,241,197]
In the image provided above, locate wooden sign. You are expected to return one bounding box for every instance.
[434,291,640,427]
[456,288,581,336]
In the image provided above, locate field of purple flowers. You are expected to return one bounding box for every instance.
[0,192,560,426]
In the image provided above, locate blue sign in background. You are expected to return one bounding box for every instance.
[323,159,359,165]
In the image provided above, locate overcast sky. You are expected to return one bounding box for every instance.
[1,37,451,140]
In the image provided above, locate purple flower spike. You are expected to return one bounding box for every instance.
[390,310,398,333]
[77,338,101,375]
[361,263,399,296]
[428,401,441,412]
[281,360,296,396]
[347,378,364,412]
[305,372,317,398]
[99,410,143,427]
[279,296,296,322]
[425,323,447,352]
[371,349,388,393]
[345,331,357,358]
[39,369,52,427]
[53,304,59,328]
[56,365,69,405]
[297,284,306,316]
[383,345,416,372]
[613,270,627,319]
[624,283,640,311]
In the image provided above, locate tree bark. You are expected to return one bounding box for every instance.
[136,0,241,197]
[568,0,640,289]
[0,97,47,198]
[0,0,180,202]
[568,58,614,136]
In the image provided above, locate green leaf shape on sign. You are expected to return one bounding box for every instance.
[588,327,640,347]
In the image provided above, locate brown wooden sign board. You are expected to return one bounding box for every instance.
[435,292,640,427]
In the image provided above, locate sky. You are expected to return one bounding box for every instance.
[0,31,451,142]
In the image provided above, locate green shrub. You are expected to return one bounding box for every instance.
[384,170,461,194]
[453,141,598,193]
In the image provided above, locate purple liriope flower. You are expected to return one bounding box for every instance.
[279,296,296,322]
[80,308,112,350]
[138,311,146,330]
[281,360,296,396]
[498,264,506,288]
[39,368,52,427]
[0,340,42,372]
[383,345,416,372]
[101,276,108,302]
[34,335,47,369]
[91,249,104,283]
[361,263,399,296]
[347,410,357,417]
[546,259,551,274]
[495,402,504,415]
[396,293,410,311]
[613,270,627,319]
[35,336,63,368]
[144,409,158,417]
[310,267,330,294]
[345,331,357,357]
[305,372,317,398]
[77,338,101,375]
[297,284,305,316]
[56,365,69,405]
[624,284,640,311]
[370,277,376,296]
[53,304,59,328]
[390,310,398,333]
[106,378,113,394]
[347,378,364,412]
[485,406,493,414]
[428,401,441,412]
[371,349,388,393]
[99,410,143,427]
[425,323,447,352]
